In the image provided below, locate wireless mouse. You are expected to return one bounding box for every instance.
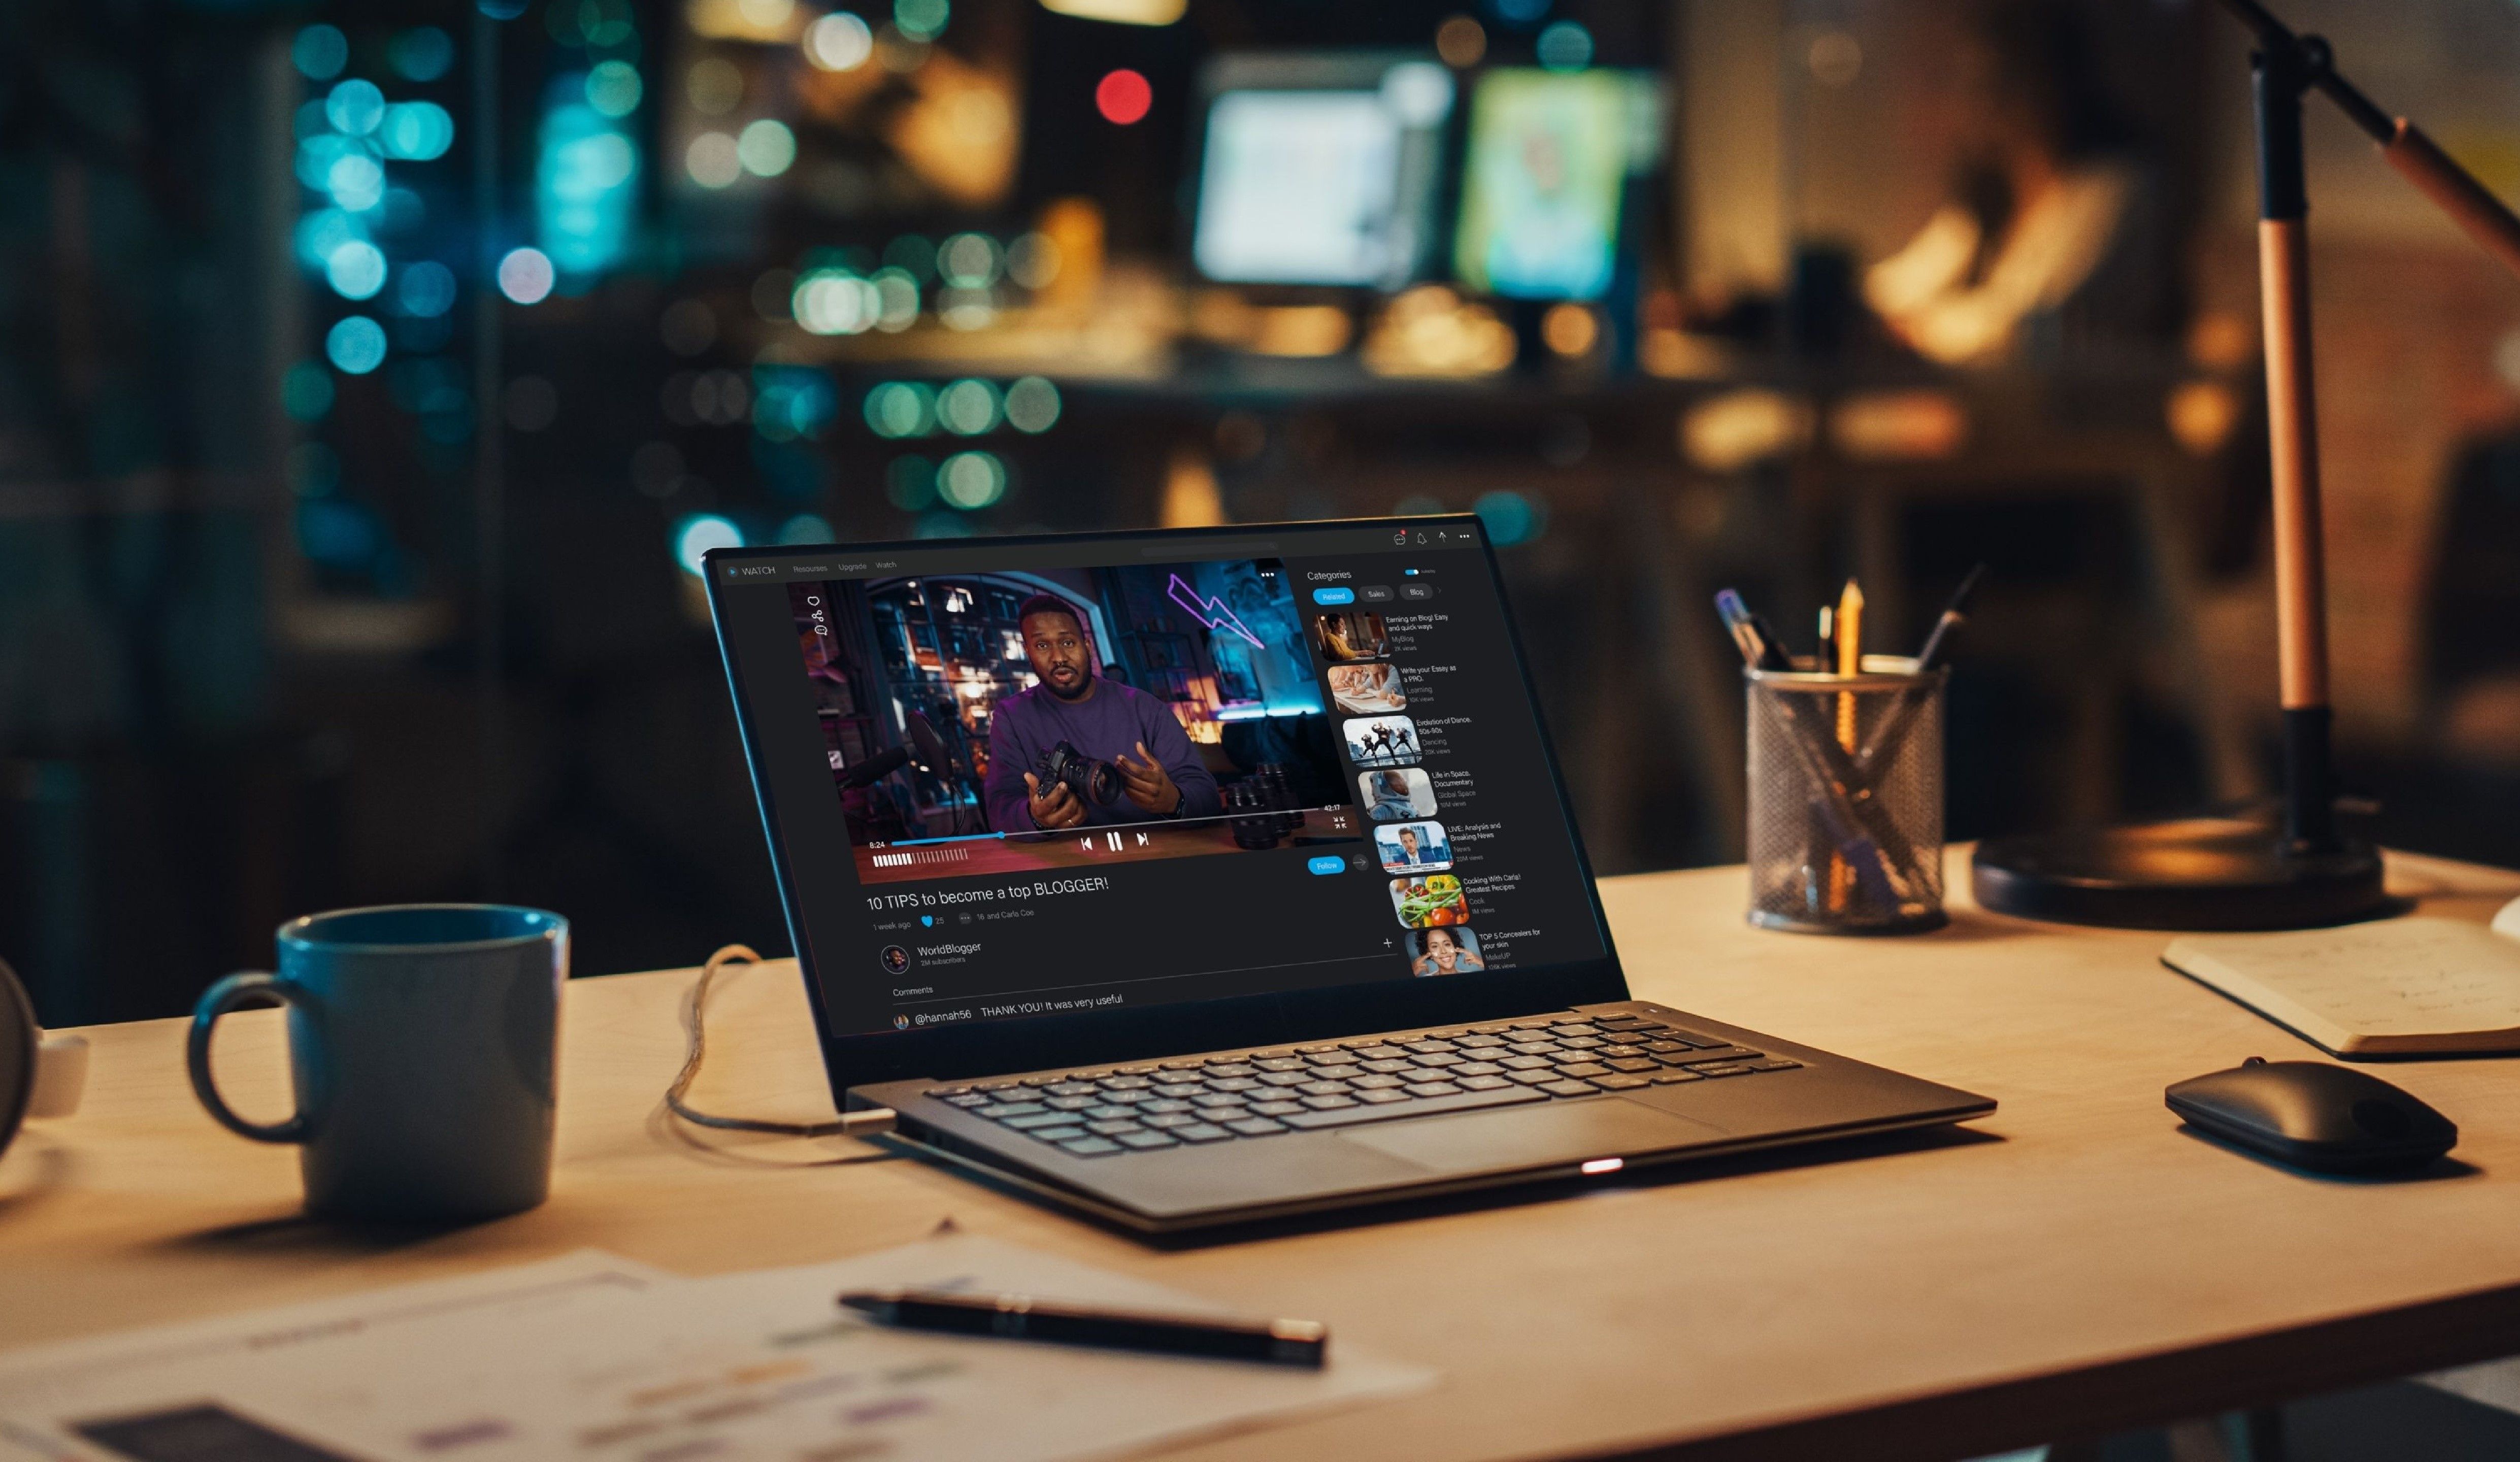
[2165,1057,2457,1174]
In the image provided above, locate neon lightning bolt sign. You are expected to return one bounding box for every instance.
[1166,574,1265,649]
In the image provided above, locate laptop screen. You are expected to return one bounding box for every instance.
[707,519,1611,1062]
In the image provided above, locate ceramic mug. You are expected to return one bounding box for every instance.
[188,905,567,1222]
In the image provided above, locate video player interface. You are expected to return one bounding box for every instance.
[712,523,1604,1037]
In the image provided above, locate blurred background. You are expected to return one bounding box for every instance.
[8,0,2520,1027]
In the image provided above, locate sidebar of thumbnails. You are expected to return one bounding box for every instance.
[1314,604,1507,980]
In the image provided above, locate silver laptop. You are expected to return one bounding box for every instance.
[706,516,1992,1233]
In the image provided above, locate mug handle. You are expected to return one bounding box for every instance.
[188,972,322,1144]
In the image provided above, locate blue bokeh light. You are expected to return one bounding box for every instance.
[1472,488,1548,545]
[398,260,457,317]
[326,316,389,375]
[536,103,638,277]
[379,102,457,161]
[325,241,388,300]
[293,208,368,270]
[326,79,387,137]
[292,25,348,80]
[326,152,386,211]
[672,514,743,575]
[390,27,456,82]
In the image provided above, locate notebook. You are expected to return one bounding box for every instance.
[2162,898,2520,1057]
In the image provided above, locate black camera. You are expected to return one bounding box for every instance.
[1033,740,1122,807]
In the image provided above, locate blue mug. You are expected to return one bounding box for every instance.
[188,905,568,1222]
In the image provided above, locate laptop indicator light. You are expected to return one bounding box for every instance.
[1580,1157,1623,1176]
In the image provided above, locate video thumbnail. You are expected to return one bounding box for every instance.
[790,557,1361,883]
[1312,609,1390,663]
[1343,716,1421,767]
[1374,820,1452,873]
[1408,926,1485,976]
[1358,768,1438,821]
[1389,872,1468,929]
[1327,661,1407,715]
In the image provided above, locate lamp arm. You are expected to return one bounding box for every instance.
[2215,0,2520,282]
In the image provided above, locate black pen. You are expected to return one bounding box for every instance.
[1911,562,1988,672]
[838,1287,1330,1368]
[1713,589,1794,672]
[1854,563,1990,773]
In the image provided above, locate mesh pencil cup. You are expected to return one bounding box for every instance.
[1745,655,1946,934]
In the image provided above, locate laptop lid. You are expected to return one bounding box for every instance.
[705,516,1626,1096]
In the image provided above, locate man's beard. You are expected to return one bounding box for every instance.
[1042,667,1092,701]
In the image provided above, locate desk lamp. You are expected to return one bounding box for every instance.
[1974,0,2520,929]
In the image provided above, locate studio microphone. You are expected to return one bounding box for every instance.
[835,746,912,789]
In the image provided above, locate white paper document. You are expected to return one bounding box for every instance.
[0,1236,1432,1462]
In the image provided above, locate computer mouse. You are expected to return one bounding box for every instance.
[2165,1057,2457,1175]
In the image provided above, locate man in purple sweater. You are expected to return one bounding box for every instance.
[983,594,1222,833]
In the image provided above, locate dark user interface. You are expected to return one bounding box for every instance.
[713,524,1604,1037]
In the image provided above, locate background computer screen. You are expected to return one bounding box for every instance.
[1453,70,1654,302]
[1190,57,1453,290]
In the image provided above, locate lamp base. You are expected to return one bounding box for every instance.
[1972,814,2388,931]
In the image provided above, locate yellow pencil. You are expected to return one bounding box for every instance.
[1830,580,1864,911]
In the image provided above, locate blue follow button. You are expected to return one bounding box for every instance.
[1311,586,1355,605]
[1307,855,1345,876]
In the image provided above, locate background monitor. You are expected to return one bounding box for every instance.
[1189,53,1454,290]
[1453,69,1661,302]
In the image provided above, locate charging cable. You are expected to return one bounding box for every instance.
[665,944,896,1139]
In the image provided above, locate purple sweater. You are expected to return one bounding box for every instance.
[983,679,1222,832]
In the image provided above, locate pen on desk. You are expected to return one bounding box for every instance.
[1828,580,1865,912]
[1814,605,1837,676]
[838,1288,1330,1368]
[1748,611,1796,670]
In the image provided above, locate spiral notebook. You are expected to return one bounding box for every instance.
[2162,898,2520,1058]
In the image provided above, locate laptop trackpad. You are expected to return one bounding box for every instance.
[1338,1098,1730,1176]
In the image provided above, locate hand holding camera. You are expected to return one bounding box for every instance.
[1024,739,1180,829]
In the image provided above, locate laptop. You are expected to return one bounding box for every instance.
[705,516,1992,1233]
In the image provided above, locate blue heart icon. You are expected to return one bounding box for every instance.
[921,915,934,926]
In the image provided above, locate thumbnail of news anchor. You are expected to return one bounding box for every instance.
[791,557,1364,884]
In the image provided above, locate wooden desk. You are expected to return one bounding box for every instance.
[8,854,2520,1461]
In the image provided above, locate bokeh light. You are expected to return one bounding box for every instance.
[894,0,949,41]
[477,0,530,20]
[737,119,796,176]
[325,240,388,300]
[871,267,920,330]
[672,514,744,575]
[538,104,639,274]
[379,102,457,160]
[326,316,389,375]
[399,260,457,316]
[1381,62,1453,126]
[292,25,349,81]
[293,208,367,269]
[1095,69,1152,125]
[864,381,937,438]
[686,131,743,187]
[497,246,556,303]
[1490,0,1547,24]
[1006,231,1061,290]
[1004,375,1060,433]
[1473,488,1548,545]
[805,12,874,71]
[390,27,456,82]
[883,234,937,282]
[687,58,743,115]
[326,80,387,137]
[886,454,937,510]
[936,378,1002,436]
[937,232,1000,288]
[283,361,337,421]
[586,60,643,117]
[778,514,835,545]
[1536,20,1593,71]
[793,269,880,335]
[937,450,1007,509]
[1435,14,1486,67]
[326,152,387,211]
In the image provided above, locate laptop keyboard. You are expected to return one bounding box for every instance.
[921,1013,1804,1159]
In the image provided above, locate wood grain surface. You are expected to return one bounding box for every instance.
[7,853,2520,1460]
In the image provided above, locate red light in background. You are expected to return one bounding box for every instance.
[1095,69,1151,125]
